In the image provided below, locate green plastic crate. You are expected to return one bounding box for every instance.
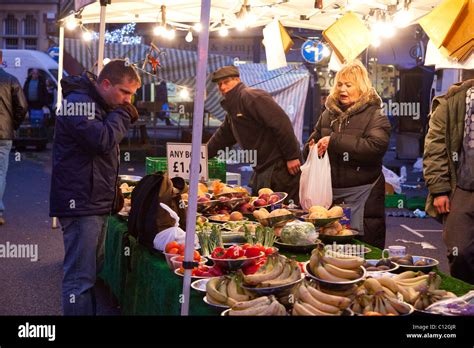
[146,157,226,182]
[385,194,407,208]
[407,196,427,210]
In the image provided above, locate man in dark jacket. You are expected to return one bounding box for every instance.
[207,66,302,203]
[50,59,141,315]
[0,50,28,225]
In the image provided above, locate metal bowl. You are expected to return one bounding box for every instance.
[390,255,439,273]
[318,230,359,244]
[363,259,399,274]
[203,295,229,309]
[274,238,320,253]
[302,214,344,227]
[258,213,295,227]
[304,262,366,290]
[208,251,264,272]
[252,192,288,209]
[241,273,304,297]
[190,278,211,293]
[119,175,142,184]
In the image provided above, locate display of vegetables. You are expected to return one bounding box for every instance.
[280,222,318,245]
[243,225,277,248]
[196,223,222,256]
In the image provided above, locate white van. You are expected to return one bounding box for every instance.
[0,49,66,88]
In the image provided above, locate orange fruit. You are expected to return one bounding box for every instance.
[165,241,179,253]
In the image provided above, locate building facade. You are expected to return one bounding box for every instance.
[0,0,59,52]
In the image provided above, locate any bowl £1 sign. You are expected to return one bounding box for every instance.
[166,143,208,181]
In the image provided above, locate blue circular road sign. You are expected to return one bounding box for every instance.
[301,40,325,64]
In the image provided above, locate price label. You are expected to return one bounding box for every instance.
[166,143,208,181]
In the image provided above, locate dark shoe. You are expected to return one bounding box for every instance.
[0,217,5,225]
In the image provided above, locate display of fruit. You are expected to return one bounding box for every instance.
[205,275,254,307]
[351,278,412,315]
[308,205,328,218]
[363,258,395,272]
[292,282,352,316]
[308,247,365,283]
[241,254,302,288]
[253,208,270,221]
[229,211,244,221]
[391,271,457,310]
[251,192,284,208]
[390,254,419,266]
[226,295,287,316]
[177,264,224,277]
[239,202,255,214]
[258,188,274,196]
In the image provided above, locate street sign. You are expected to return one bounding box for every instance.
[48,47,59,63]
[166,143,208,181]
[301,40,325,64]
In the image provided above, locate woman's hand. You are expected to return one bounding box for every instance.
[317,136,330,156]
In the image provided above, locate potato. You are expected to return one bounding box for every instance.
[269,208,291,218]
[309,211,328,219]
[338,228,353,236]
[328,206,344,218]
[309,205,327,214]
[322,226,338,236]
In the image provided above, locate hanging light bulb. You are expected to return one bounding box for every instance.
[179,88,190,99]
[154,25,165,36]
[219,26,229,37]
[185,29,193,42]
[236,19,246,31]
[166,26,176,39]
[244,6,257,27]
[219,17,228,37]
[66,18,78,30]
[82,31,92,41]
[193,23,202,32]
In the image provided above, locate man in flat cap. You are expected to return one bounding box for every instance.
[207,65,302,204]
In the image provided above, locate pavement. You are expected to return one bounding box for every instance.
[0,127,451,316]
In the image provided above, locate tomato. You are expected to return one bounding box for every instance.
[245,246,262,258]
[165,241,179,253]
[168,247,179,255]
[193,250,201,261]
[265,247,275,255]
[194,268,204,277]
[178,244,186,255]
[211,247,226,259]
[175,256,185,262]
[241,243,252,251]
[225,245,244,259]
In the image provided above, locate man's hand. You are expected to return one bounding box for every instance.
[120,103,139,124]
[434,195,450,214]
[287,159,301,175]
[308,138,315,149]
[317,136,330,156]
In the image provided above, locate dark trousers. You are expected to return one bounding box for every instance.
[443,187,474,284]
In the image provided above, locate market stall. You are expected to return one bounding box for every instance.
[100,215,474,315]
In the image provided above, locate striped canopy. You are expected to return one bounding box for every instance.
[56,38,309,141]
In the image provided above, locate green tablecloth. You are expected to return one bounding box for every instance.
[99,216,474,315]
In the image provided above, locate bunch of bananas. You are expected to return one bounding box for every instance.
[351,277,411,315]
[392,271,456,310]
[309,248,364,283]
[227,295,287,316]
[206,275,253,307]
[292,282,352,316]
[241,254,302,288]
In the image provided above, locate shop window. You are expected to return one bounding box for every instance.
[24,38,37,50]
[24,15,37,36]
[4,14,18,36]
[5,38,19,49]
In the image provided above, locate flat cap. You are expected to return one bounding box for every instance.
[211,65,240,83]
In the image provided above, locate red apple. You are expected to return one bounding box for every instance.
[258,193,270,202]
[240,203,255,213]
[268,195,280,205]
[253,199,267,207]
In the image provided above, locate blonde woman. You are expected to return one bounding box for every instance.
[304,60,391,248]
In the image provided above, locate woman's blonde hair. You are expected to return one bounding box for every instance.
[330,59,372,98]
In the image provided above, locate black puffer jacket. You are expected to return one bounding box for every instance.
[304,88,391,248]
[0,68,28,139]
